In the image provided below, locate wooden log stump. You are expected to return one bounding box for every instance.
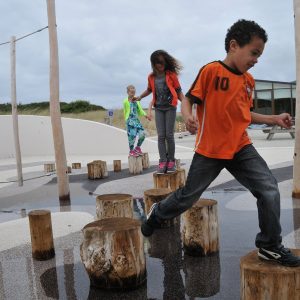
[28,210,55,260]
[93,160,108,178]
[87,162,102,179]
[44,163,55,173]
[144,188,176,227]
[181,199,219,256]
[66,166,72,173]
[240,249,300,300]
[141,153,150,169]
[113,160,121,172]
[128,155,143,174]
[72,162,81,169]
[80,217,146,289]
[96,193,133,220]
[153,170,185,191]
[175,159,181,169]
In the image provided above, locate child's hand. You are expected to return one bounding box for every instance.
[146,113,152,121]
[131,96,141,102]
[185,115,198,134]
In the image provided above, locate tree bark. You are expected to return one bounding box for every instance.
[96,193,133,220]
[71,162,81,169]
[44,163,56,173]
[240,249,300,299]
[153,171,185,191]
[113,160,122,172]
[141,153,150,169]
[181,199,219,256]
[80,218,146,289]
[128,156,143,174]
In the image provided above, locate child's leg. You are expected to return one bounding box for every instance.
[155,109,167,162]
[225,144,282,249]
[164,108,177,161]
[127,124,137,151]
[154,152,224,220]
[136,128,145,147]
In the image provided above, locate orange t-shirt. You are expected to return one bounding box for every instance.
[186,61,254,159]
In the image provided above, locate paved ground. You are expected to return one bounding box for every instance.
[0,128,299,299]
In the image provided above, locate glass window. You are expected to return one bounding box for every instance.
[274,89,291,99]
[255,81,272,90]
[273,83,291,89]
[255,90,272,115]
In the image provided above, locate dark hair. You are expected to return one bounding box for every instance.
[225,19,268,52]
[150,50,183,75]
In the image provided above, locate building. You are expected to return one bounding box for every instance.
[253,79,296,116]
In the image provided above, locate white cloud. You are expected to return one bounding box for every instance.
[0,0,296,108]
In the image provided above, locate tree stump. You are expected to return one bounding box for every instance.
[141,153,150,169]
[93,160,108,177]
[113,160,121,172]
[240,249,300,300]
[72,162,81,169]
[66,166,72,173]
[175,159,181,169]
[181,199,219,256]
[87,160,108,179]
[153,170,185,191]
[144,188,176,227]
[28,210,55,260]
[128,155,143,174]
[80,217,146,289]
[44,163,55,173]
[96,193,133,220]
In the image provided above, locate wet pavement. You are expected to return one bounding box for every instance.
[0,129,299,299]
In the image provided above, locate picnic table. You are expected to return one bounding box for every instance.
[262,125,295,140]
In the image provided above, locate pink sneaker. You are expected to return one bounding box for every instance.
[129,150,139,157]
[134,146,143,156]
[157,161,167,174]
[166,160,176,173]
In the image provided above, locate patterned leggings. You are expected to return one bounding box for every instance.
[127,124,145,150]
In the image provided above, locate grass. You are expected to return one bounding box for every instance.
[0,108,185,137]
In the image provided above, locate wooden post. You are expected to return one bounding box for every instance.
[128,155,143,174]
[93,160,108,177]
[153,170,185,191]
[71,162,81,169]
[143,188,176,227]
[87,162,102,179]
[141,153,150,169]
[44,163,56,173]
[96,193,133,220]
[66,166,72,173]
[240,249,300,299]
[80,218,146,289]
[181,199,219,256]
[113,160,121,172]
[175,159,181,169]
[10,36,23,186]
[28,210,55,260]
[46,0,70,201]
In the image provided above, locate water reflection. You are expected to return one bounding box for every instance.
[183,253,220,298]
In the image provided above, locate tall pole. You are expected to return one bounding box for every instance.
[10,36,23,186]
[46,0,70,200]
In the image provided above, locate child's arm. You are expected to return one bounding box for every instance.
[251,112,293,129]
[133,89,151,102]
[181,97,198,134]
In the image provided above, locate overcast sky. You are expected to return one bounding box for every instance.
[0,0,296,109]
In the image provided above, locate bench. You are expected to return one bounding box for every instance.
[262,125,295,140]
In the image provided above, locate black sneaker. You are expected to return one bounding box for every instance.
[141,203,161,237]
[258,245,300,267]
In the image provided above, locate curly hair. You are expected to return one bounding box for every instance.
[150,50,183,75]
[225,19,268,53]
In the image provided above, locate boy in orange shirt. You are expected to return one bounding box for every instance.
[142,19,300,267]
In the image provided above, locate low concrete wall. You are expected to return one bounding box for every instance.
[0,115,161,159]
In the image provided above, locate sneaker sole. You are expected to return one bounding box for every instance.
[258,252,300,267]
[166,170,176,173]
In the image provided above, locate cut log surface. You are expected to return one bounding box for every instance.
[181,199,219,256]
[28,210,55,260]
[240,249,300,300]
[96,193,133,220]
[80,217,146,289]
[128,156,143,174]
[44,163,55,173]
[113,160,122,172]
[87,160,108,179]
[153,170,186,191]
[72,162,81,169]
[141,153,150,169]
